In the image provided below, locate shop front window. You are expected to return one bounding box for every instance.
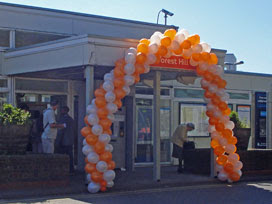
[0,93,8,108]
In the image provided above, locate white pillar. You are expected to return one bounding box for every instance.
[153,71,161,181]
[85,65,94,108]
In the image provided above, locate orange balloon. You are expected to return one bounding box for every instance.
[100,151,113,162]
[192,53,201,62]
[209,117,218,126]
[157,45,168,56]
[114,67,125,78]
[95,97,107,108]
[206,110,213,118]
[214,145,225,156]
[229,171,240,182]
[115,58,126,67]
[99,118,112,129]
[204,90,214,98]
[91,171,103,183]
[107,160,116,170]
[135,64,145,74]
[97,107,109,119]
[81,126,92,137]
[212,75,222,86]
[203,71,214,82]
[139,38,150,46]
[223,107,231,116]
[219,101,228,111]
[218,79,227,89]
[84,115,91,126]
[208,53,218,65]
[114,99,122,109]
[227,136,238,145]
[85,157,89,163]
[94,141,105,154]
[100,186,107,192]
[211,139,220,149]
[211,96,221,105]
[85,163,97,174]
[113,77,125,88]
[172,47,183,55]
[196,66,205,76]
[180,40,191,50]
[137,43,148,54]
[103,129,112,136]
[216,154,228,165]
[114,88,126,99]
[133,73,140,83]
[201,52,210,62]
[161,36,172,47]
[86,134,98,146]
[100,180,107,187]
[224,162,234,173]
[187,34,200,45]
[164,29,177,40]
[215,122,225,132]
[94,88,106,98]
[136,52,147,64]
[222,129,232,139]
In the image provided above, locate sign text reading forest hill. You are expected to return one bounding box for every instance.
[152,56,196,70]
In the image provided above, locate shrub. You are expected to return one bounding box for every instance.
[229,111,247,128]
[0,103,31,125]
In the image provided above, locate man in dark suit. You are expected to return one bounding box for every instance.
[55,106,75,174]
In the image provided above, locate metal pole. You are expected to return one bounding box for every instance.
[85,65,94,108]
[164,14,167,25]
[153,71,161,181]
[267,88,272,149]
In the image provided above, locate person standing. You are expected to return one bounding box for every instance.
[41,100,65,154]
[55,106,75,174]
[171,123,195,173]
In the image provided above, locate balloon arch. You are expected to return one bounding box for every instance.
[81,28,243,193]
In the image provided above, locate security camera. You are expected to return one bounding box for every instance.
[162,9,174,16]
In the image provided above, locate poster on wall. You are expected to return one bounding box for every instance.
[180,103,209,137]
[237,105,251,128]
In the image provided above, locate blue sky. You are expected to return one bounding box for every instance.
[1,0,272,74]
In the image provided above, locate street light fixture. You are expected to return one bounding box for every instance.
[157,9,174,25]
[224,61,244,71]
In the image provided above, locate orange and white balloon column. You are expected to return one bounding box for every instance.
[81,28,242,193]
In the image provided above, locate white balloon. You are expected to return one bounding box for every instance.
[189,58,198,66]
[105,144,113,152]
[91,99,96,105]
[103,170,116,182]
[125,47,137,56]
[86,104,97,115]
[215,164,223,172]
[208,84,218,93]
[104,73,113,82]
[208,125,215,133]
[221,115,230,124]
[106,103,118,114]
[150,34,161,45]
[199,63,209,72]
[148,43,159,54]
[170,40,180,50]
[105,91,116,103]
[209,64,217,74]
[200,79,210,89]
[146,54,157,64]
[99,134,111,144]
[180,29,189,38]
[92,124,103,136]
[225,121,235,130]
[233,161,243,170]
[106,181,114,188]
[87,152,99,163]
[218,172,228,181]
[191,44,202,53]
[87,113,99,126]
[83,138,87,146]
[96,161,108,173]
[174,32,185,43]
[217,89,226,97]
[103,81,114,92]
[123,85,130,95]
[107,113,115,122]
[213,110,222,119]
[86,173,92,183]
[183,48,193,58]
[204,97,211,103]
[228,153,239,163]
[237,169,242,177]
[219,137,228,146]
[82,144,93,156]
[124,64,135,75]
[144,64,150,73]
[225,144,236,154]
[124,75,135,86]
[215,65,224,75]
[200,42,211,53]
[221,93,230,101]
[227,179,233,183]
[206,103,215,111]
[125,52,136,64]
[88,182,101,193]
[165,49,172,58]
[211,131,220,139]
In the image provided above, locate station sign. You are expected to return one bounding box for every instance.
[151,56,197,70]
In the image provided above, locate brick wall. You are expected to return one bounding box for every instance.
[0,154,70,189]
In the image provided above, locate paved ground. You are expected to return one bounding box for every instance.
[1,166,272,201]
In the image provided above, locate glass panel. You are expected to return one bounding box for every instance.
[0,79,8,88]
[16,79,68,93]
[15,31,68,47]
[175,89,204,98]
[16,93,38,102]
[0,93,8,108]
[237,105,251,128]
[180,103,209,137]
[136,98,152,106]
[136,87,170,96]
[0,29,9,47]
[228,92,249,100]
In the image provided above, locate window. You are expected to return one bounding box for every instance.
[0,93,8,108]
[15,31,68,47]
[0,79,8,88]
[0,29,9,47]
[136,87,170,96]
[237,105,251,128]
[228,92,250,100]
[175,88,204,98]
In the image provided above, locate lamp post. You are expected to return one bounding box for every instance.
[224,61,244,71]
[157,9,174,25]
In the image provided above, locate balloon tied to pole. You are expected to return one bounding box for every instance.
[81,28,242,193]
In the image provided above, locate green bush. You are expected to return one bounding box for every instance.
[229,111,247,128]
[0,103,31,125]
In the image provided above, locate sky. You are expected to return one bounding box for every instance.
[1,0,272,74]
